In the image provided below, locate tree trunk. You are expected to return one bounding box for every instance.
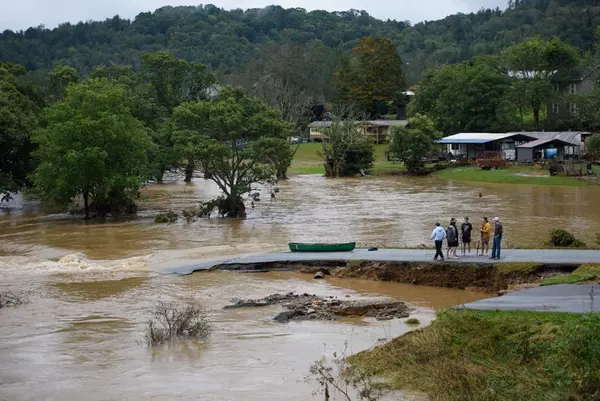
[533,107,540,130]
[224,195,246,218]
[276,168,288,180]
[184,161,194,183]
[203,170,212,179]
[156,168,165,183]
[83,188,90,221]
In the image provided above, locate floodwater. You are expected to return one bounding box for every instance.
[1,174,600,400]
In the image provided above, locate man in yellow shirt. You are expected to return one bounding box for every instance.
[480,217,491,256]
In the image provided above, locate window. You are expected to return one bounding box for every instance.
[553,84,560,93]
[569,102,577,114]
[569,83,577,95]
[451,144,459,151]
[552,103,559,114]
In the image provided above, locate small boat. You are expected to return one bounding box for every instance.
[288,242,356,252]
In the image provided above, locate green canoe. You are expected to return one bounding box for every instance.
[288,242,356,252]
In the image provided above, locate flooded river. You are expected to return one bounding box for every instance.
[1,174,600,400]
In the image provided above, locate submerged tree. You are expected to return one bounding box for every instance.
[388,114,441,174]
[172,86,292,218]
[319,111,374,178]
[32,78,154,219]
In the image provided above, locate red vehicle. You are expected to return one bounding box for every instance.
[474,151,507,170]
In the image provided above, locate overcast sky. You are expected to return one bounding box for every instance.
[0,0,506,31]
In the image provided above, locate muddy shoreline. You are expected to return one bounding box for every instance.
[210,261,581,293]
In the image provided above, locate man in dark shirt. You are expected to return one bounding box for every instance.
[490,217,503,260]
[461,217,473,256]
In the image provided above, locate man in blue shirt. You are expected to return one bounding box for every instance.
[430,222,447,261]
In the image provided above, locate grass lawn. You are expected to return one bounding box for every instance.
[351,309,600,401]
[433,165,596,187]
[288,143,406,176]
[541,264,600,286]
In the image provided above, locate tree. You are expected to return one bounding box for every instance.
[586,135,600,160]
[172,86,292,218]
[388,114,441,174]
[48,65,79,101]
[0,63,39,200]
[409,57,515,135]
[335,36,406,118]
[141,51,217,181]
[318,111,374,178]
[31,79,154,219]
[502,36,579,128]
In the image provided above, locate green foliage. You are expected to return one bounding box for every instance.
[405,318,420,325]
[31,78,154,219]
[318,116,374,178]
[546,229,587,248]
[154,210,178,224]
[502,36,579,128]
[586,134,600,160]
[352,309,600,401]
[0,62,40,200]
[335,36,405,117]
[541,264,600,286]
[409,57,516,134]
[172,86,292,217]
[48,65,79,101]
[1,3,598,85]
[388,114,441,174]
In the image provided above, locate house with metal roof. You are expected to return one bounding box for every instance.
[438,132,537,160]
[508,131,587,158]
[516,137,576,162]
[308,120,408,143]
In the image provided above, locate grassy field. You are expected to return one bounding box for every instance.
[433,165,600,187]
[351,309,600,401]
[288,143,406,176]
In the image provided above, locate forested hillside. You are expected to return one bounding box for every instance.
[1,0,599,83]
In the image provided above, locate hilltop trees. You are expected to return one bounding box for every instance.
[32,79,154,219]
[335,37,406,118]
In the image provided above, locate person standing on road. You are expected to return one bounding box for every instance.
[480,217,491,256]
[446,218,459,259]
[430,222,446,261]
[490,217,503,260]
[461,217,473,256]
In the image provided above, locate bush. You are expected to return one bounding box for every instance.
[144,298,211,347]
[405,318,420,325]
[546,229,587,248]
[154,210,178,224]
[0,292,26,309]
[596,233,600,246]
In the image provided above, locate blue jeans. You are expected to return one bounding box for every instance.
[492,236,502,259]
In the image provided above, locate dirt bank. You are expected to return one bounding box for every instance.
[224,292,410,323]
[215,261,580,293]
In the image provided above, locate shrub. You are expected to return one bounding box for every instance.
[405,318,420,325]
[154,210,178,224]
[144,298,211,347]
[596,233,600,246]
[546,229,587,248]
[0,292,26,309]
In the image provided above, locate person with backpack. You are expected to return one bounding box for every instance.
[446,218,459,259]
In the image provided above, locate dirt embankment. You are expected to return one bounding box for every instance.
[216,260,580,293]
[224,292,410,323]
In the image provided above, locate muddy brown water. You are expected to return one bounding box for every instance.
[1,174,600,400]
